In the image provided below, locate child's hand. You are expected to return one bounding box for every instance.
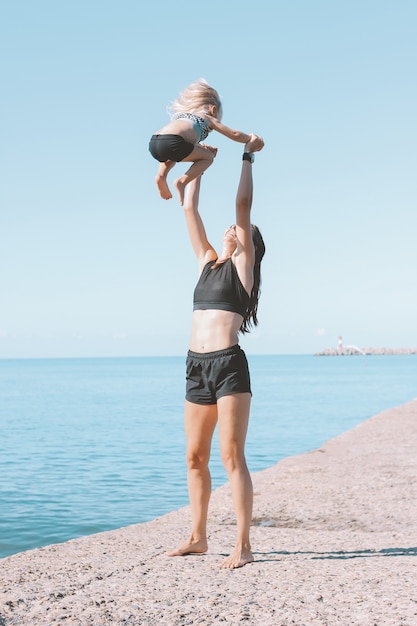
[201,144,218,157]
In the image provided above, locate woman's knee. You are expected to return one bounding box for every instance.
[220,449,245,475]
[186,449,210,471]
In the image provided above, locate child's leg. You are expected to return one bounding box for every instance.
[155,160,176,200]
[174,145,216,205]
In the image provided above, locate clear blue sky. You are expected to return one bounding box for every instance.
[1,0,416,358]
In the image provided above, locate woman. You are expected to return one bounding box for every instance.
[167,134,265,569]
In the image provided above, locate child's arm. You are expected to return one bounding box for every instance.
[205,115,251,143]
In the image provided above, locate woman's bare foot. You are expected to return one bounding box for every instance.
[155,174,172,200]
[173,178,186,205]
[166,537,208,557]
[219,545,254,569]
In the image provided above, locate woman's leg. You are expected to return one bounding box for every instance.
[217,393,254,569]
[167,400,218,556]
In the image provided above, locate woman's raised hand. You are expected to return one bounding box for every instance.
[245,134,264,152]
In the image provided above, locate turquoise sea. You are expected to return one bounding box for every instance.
[1,354,416,558]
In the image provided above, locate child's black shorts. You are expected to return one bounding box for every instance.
[149,134,194,162]
[185,344,252,405]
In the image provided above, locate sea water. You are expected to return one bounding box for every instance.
[1,355,416,557]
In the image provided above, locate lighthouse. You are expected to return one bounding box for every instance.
[337,336,343,353]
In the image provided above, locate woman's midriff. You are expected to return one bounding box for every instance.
[189,309,243,353]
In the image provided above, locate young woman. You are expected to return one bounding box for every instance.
[167,134,265,568]
[149,79,256,205]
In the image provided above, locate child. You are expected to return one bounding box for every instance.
[149,78,257,205]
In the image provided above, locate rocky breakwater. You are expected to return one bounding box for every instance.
[315,347,417,356]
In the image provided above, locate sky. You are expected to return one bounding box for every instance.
[1,0,416,358]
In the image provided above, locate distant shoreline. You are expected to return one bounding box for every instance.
[315,347,417,356]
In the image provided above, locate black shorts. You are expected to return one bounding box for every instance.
[148,134,194,163]
[185,345,251,405]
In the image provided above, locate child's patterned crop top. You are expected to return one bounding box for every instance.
[173,113,211,143]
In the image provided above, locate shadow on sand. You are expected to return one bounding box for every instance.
[253,547,417,562]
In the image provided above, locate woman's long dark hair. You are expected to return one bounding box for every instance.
[240,225,266,334]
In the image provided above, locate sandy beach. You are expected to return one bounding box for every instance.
[1,399,416,625]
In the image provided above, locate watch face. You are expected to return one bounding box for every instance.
[243,152,254,163]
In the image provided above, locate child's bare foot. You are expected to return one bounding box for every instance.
[155,174,172,200]
[173,178,186,205]
[166,537,208,557]
[219,545,254,569]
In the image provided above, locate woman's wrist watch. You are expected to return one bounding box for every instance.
[242,152,255,163]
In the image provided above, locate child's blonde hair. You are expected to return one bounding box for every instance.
[169,78,223,120]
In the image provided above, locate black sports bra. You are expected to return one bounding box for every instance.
[193,259,250,318]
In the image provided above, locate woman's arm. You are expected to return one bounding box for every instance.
[234,135,264,290]
[183,176,217,269]
[235,134,264,249]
